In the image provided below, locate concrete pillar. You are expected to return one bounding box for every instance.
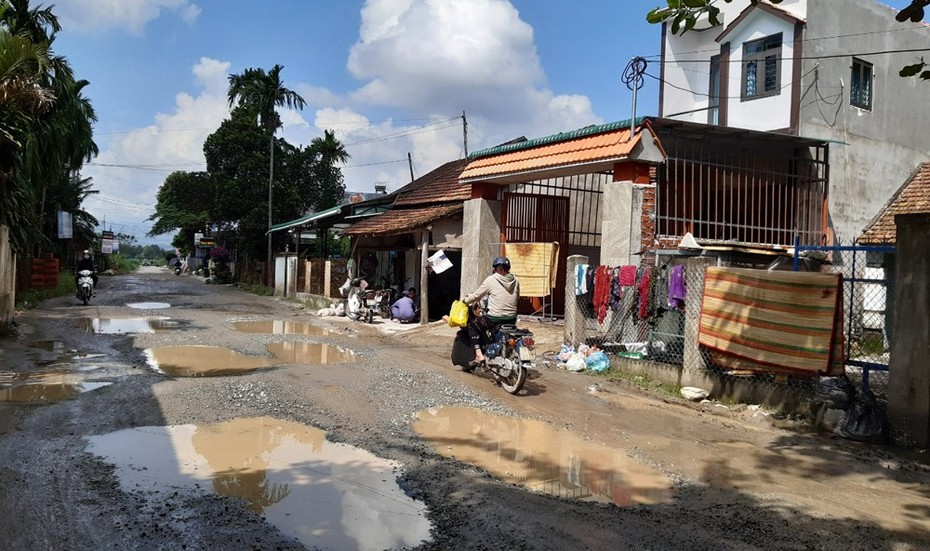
[888,213,930,447]
[564,255,589,346]
[600,182,643,267]
[461,197,502,297]
[681,257,716,388]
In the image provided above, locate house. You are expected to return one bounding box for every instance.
[658,0,930,245]
[341,159,470,320]
[859,162,930,245]
[458,117,831,315]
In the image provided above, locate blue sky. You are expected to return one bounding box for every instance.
[48,0,915,245]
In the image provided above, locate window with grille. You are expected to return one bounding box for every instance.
[850,58,873,110]
[741,33,782,100]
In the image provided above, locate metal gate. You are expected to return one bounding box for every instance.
[501,193,570,316]
[794,242,895,394]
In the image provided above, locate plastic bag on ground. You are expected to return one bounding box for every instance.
[814,376,856,409]
[585,350,610,373]
[835,390,886,443]
[565,353,586,372]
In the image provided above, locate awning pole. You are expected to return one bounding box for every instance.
[420,228,429,325]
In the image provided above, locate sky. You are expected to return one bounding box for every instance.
[48,0,915,247]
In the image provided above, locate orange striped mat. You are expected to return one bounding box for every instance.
[698,267,844,375]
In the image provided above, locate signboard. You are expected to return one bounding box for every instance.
[194,232,203,245]
[427,249,453,274]
[57,211,73,239]
[101,240,113,254]
[101,230,114,240]
[198,237,215,248]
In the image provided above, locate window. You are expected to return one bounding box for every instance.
[850,58,873,110]
[708,55,721,124]
[741,33,782,100]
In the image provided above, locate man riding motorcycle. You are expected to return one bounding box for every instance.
[75,250,98,288]
[462,256,520,365]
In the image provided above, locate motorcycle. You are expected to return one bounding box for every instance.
[174,264,182,276]
[450,307,534,395]
[340,277,396,323]
[75,269,94,305]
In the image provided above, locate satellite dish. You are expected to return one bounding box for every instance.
[349,193,365,204]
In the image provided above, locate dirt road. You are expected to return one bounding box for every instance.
[0,267,927,550]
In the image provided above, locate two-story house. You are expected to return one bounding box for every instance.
[659,0,930,243]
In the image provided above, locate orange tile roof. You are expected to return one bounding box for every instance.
[341,203,463,237]
[859,162,930,244]
[460,126,642,181]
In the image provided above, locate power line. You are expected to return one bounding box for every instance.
[343,118,461,147]
[646,64,820,99]
[659,47,930,65]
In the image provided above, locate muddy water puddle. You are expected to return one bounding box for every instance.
[85,416,432,550]
[79,316,181,334]
[413,406,673,506]
[0,368,112,403]
[126,302,171,309]
[233,320,333,336]
[145,343,356,376]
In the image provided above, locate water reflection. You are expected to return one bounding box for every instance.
[79,317,178,334]
[144,343,357,377]
[0,369,112,403]
[85,417,432,550]
[413,406,674,506]
[233,320,333,336]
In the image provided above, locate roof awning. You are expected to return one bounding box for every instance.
[341,204,463,237]
[460,119,664,185]
[267,205,343,234]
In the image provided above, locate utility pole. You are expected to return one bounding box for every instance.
[462,110,468,157]
[408,152,415,182]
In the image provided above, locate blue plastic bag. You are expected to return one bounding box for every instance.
[585,350,610,373]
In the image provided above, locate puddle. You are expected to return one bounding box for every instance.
[145,343,357,376]
[126,302,171,309]
[144,346,273,377]
[28,340,68,352]
[79,317,179,334]
[413,407,674,506]
[0,369,112,403]
[233,320,333,336]
[85,417,432,550]
[264,342,356,365]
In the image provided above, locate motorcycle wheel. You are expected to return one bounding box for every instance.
[81,293,89,305]
[498,355,527,395]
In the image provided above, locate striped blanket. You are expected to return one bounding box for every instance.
[698,268,844,375]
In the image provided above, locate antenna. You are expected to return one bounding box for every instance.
[462,110,468,157]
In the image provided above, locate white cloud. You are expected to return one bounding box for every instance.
[346,0,601,154]
[55,0,200,35]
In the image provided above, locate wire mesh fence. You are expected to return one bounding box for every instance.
[568,247,895,412]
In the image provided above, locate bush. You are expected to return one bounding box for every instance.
[16,269,75,310]
[107,254,139,274]
[238,282,273,296]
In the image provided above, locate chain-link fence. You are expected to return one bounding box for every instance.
[567,248,895,410]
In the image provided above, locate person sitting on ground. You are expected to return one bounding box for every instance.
[391,291,417,323]
[462,256,520,365]
[407,287,420,311]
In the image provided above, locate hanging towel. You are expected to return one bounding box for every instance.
[576,264,589,295]
[619,265,637,287]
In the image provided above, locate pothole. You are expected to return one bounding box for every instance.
[79,317,180,334]
[85,416,432,550]
[0,368,112,403]
[413,406,674,506]
[126,302,171,309]
[144,343,357,377]
[232,320,334,336]
[264,342,356,365]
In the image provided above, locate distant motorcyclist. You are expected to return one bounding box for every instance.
[462,256,520,365]
[75,250,98,287]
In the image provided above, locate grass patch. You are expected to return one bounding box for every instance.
[106,254,139,274]
[593,365,680,398]
[237,282,274,296]
[15,270,76,310]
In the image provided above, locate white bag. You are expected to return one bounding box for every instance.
[565,353,586,372]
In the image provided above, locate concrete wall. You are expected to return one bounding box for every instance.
[600,183,645,267]
[801,1,930,244]
[461,198,501,297]
[0,226,15,324]
[888,213,930,447]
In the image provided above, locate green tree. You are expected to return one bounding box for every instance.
[648,0,929,78]
[308,129,349,211]
[226,64,306,272]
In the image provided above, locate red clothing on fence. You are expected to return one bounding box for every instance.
[593,265,612,323]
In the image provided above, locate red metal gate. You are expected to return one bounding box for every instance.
[501,193,569,316]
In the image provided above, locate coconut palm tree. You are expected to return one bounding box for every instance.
[227,65,306,277]
[309,129,349,210]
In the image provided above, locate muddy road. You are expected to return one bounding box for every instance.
[0,267,928,550]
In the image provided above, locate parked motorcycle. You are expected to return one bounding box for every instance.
[450,308,534,395]
[75,269,94,305]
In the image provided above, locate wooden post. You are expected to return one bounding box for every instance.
[420,228,429,324]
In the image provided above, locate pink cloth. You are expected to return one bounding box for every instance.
[619,265,636,287]
[593,265,611,323]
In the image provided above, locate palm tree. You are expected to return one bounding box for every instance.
[309,129,349,210]
[226,64,306,278]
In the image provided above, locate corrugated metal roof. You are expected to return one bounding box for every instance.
[267,205,343,233]
[341,204,463,237]
[460,124,643,181]
[859,162,930,244]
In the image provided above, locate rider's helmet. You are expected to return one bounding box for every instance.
[82,249,90,258]
[491,256,510,271]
